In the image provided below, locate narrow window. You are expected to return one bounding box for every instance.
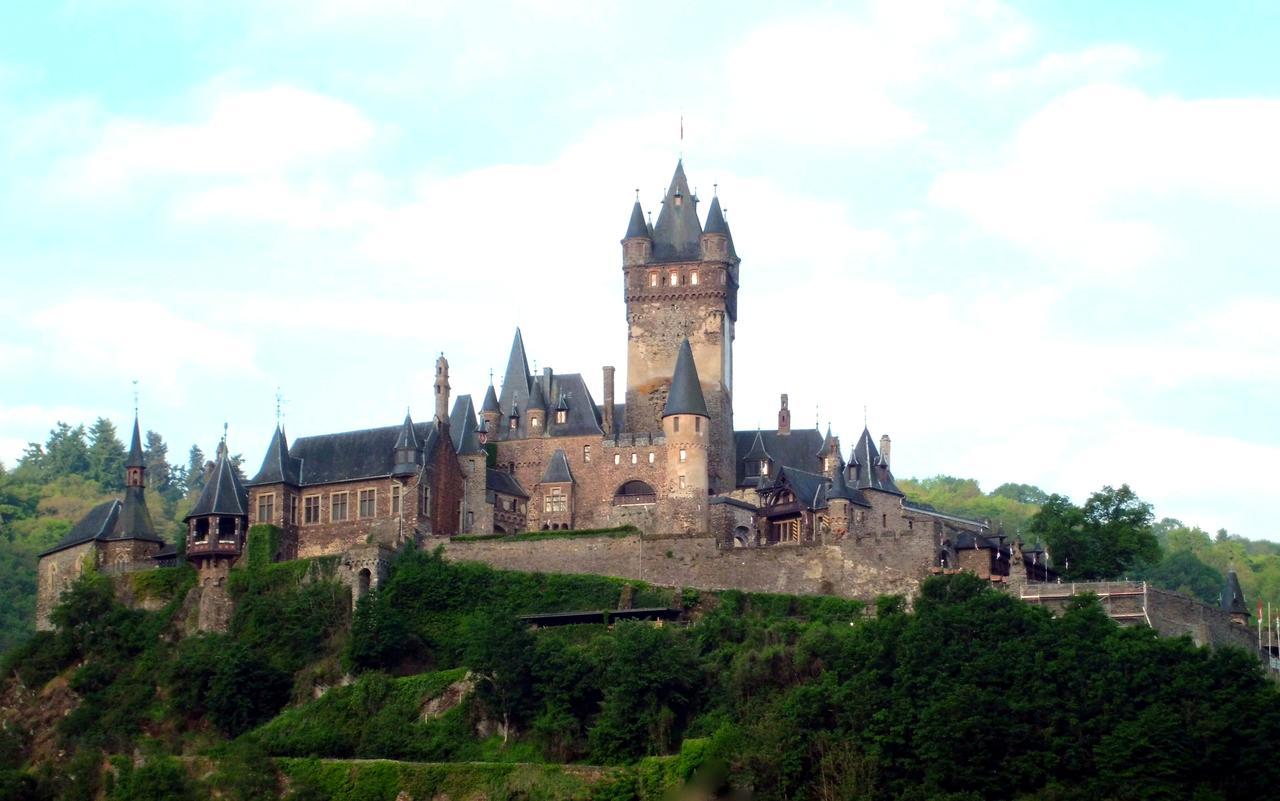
[304,495,320,524]
[648,452,655,464]
[679,448,687,463]
[257,493,275,524]
[760,461,769,476]
[423,486,432,516]
[907,519,913,530]
[331,492,349,522]
[690,270,699,285]
[531,416,540,428]
[673,416,680,433]
[679,474,687,489]
[510,417,518,430]
[391,484,402,515]
[882,514,887,528]
[631,453,638,465]
[289,495,298,524]
[583,445,591,462]
[555,410,567,424]
[670,270,678,286]
[695,417,701,433]
[649,272,658,287]
[614,453,621,465]
[359,489,376,518]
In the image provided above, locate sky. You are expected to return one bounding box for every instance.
[1,0,1278,538]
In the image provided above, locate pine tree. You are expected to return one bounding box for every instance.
[87,417,126,491]
[144,430,173,494]
[185,444,207,496]
[44,422,90,478]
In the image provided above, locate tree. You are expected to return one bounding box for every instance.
[183,444,206,497]
[143,431,173,495]
[1141,550,1223,604]
[44,423,90,479]
[86,418,126,491]
[991,482,1050,505]
[1027,486,1159,580]
[1025,494,1088,577]
[463,611,536,742]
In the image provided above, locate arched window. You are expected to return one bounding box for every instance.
[357,568,372,598]
[614,480,656,505]
[733,526,751,547]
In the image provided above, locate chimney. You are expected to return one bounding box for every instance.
[602,366,615,436]
[880,434,891,465]
[434,354,450,424]
[542,367,553,398]
[778,393,791,435]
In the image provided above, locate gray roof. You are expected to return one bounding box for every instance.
[248,426,303,486]
[624,199,649,240]
[733,427,826,488]
[250,421,440,487]
[40,487,165,557]
[493,367,604,441]
[498,328,533,419]
[486,468,529,499]
[540,449,574,484]
[394,412,419,450]
[703,195,738,259]
[185,444,249,520]
[651,160,702,263]
[762,466,830,512]
[848,428,903,496]
[1222,570,1249,616]
[449,395,485,455]
[481,384,501,414]
[126,416,145,468]
[528,375,547,411]
[663,338,708,417]
[826,458,861,503]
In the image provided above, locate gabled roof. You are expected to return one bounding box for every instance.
[248,426,303,486]
[743,430,770,461]
[449,395,485,455]
[733,428,825,488]
[126,416,145,468]
[185,444,249,520]
[663,338,708,417]
[849,428,903,496]
[624,199,649,240]
[495,371,604,441]
[250,421,440,487]
[651,160,702,263]
[761,466,830,512]
[1222,570,1249,616]
[540,449,574,484]
[40,487,165,558]
[487,469,529,499]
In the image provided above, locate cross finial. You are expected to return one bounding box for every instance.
[863,405,868,427]
[132,379,139,416]
[713,182,718,197]
[635,187,639,201]
[275,387,283,427]
[222,421,228,445]
[489,368,494,385]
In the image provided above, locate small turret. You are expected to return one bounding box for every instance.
[700,194,734,263]
[622,197,652,266]
[126,416,146,488]
[824,457,857,539]
[777,394,791,435]
[880,434,892,466]
[527,373,547,434]
[1222,569,1250,626]
[184,434,249,567]
[481,381,501,436]
[651,161,702,263]
[602,366,616,437]
[434,354,451,424]
[392,411,422,476]
[662,339,709,535]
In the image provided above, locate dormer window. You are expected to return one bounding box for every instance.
[760,461,769,477]
[509,417,518,430]
[531,417,541,429]
[555,410,567,424]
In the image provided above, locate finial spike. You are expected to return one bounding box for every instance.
[635,187,639,201]
[713,182,718,197]
[275,387,282,427]
[222,421,228,445]
[864,405,868,428]
[132,379,139,416]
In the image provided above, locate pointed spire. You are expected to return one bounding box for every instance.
[827,456,857,501]
[663,338,709,417]
[185,435,249,520]
[1222,570,1250,617]
[703,195,730,235]
[498,328,532,416]
[248,425,301,486]
[395,410,419,450]
[624,198,650,240]
[849,428,902,496]
[651,160,703,262]
[540,449,574,484]
[126,416,145,468]
[528,375,547,411]
[481,382,501,414]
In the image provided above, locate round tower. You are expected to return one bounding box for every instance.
[660,339,710,535]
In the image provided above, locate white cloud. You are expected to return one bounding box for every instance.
[55,85,376,196]
[930,85,1280,272]
[988,44,1149,89]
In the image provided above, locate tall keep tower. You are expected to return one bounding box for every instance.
[621,161,739,491]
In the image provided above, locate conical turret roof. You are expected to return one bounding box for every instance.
[394,411,419,450]
[849,428,902,495]
[826,457,858,502]
[1222,570,1250,616]
[481,383,500,414]
[663,338,708,417]
[651,160,702,263]
[185,440,248,520]
[498,328,532,417]
[528,376,547,411]
[703,195,729,235]
[248,425,302,486]
[624,200,649,240]
[126,416,145,468]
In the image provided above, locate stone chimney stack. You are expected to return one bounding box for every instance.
[602,366,615,436]
[778,394,791,435]
[880,434,891,465]
[434,354,450,424]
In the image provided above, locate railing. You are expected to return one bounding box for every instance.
[187,539,243,557]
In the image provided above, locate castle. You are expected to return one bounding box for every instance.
[35,160,1258,652]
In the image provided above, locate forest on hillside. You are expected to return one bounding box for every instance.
[3,545,1280,801]
[3,419,1280,656]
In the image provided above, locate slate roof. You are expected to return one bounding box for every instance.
[663,338,708,417]
[498,328,533,420]
[185,444,249,520]
[540,449,574,484]
[495,374,603,441]
[126,416,145,468]
[762,466,830,512]
[902,500,988,529]
[394,412,420,450]
[249,421,440,487]
[826,458,868,506]
[848,428,903,496]
[449,395,485,455]
[651,160,703,263]
[1222,570,1250,616]
[487,469,529,499]
[702,195,737,260]
[528,376,547,411]
[624,199,649,240]
[40,487,165,557]
[481,383,501,414]
[248,426,303,486]
[733,427,826,488]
